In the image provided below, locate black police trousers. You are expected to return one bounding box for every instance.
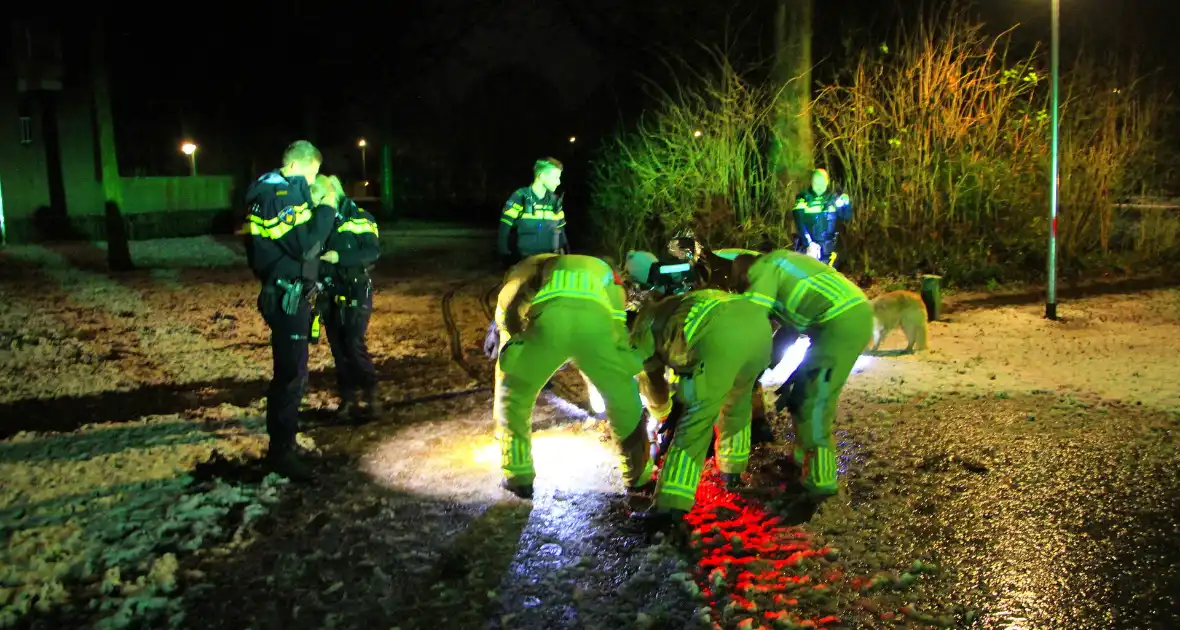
[323,289,375,398]
[258,284,313,453]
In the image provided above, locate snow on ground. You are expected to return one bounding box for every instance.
[855,288,1180,412]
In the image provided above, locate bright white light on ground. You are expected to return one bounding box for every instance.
[759,337,873,388]
[470,432,617,492]
[588,383,606,414]
[545,392,593,419]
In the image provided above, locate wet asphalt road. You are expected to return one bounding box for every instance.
[817,392,1180,628]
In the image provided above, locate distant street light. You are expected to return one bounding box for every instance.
[180,142,197,176]
[569,136,577,143]
[358,139,368,188]
[1046,0,1060,320]
[693,129,703,138]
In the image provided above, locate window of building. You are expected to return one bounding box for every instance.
[18,100,33,145]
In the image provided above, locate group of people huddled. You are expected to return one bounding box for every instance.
[246,142,861,523]
[491,159,863,525]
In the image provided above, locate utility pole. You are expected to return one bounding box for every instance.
[1046,0,1060,320]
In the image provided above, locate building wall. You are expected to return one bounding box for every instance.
[0,22,244,244]
[0,36,53,234]
[0,21,103,243]
[55,72,104,218]
[121,177,235,213]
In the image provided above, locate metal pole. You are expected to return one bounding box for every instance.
[381,144,394,218]
[361,145,367,182]
[0,174,6,246]
[189,152,198,177]
[1046,0,1060,320]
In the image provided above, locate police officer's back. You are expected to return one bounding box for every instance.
[245,140,337,481]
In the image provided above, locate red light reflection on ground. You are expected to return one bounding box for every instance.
[683,468,844,629]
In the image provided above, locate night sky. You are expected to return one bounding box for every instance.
[33,0,1180,214]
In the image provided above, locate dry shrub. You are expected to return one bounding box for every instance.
[815,8,1176,282]
[588,48,786,260]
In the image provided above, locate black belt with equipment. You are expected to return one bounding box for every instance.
[268,277,323,343]
[318,275,372,327]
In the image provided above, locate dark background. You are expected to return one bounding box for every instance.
[27,1,1180,224]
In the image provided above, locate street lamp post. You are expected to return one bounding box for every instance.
[1046,0,1060,320]
[358,139,367,190]
[180,142,198,177]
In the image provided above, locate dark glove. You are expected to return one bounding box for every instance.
[654,398,685,462]
[482,319,501,359]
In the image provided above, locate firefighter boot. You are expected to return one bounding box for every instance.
[632,506,690,544]
[501,478,534,500]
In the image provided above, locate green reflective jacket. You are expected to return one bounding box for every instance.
[744,249,867,331]
[630,289,745,374]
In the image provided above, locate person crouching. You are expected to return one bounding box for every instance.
[628,289,773,524]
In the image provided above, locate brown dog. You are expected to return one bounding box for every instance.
[870,290,928,353]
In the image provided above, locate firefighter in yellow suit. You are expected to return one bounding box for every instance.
[735,250,872,498]
[493,254,652,498]
[629,289,773,519]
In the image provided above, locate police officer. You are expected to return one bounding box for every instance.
[313,175,381,421]
[793,169,852,268]
[628,289,773,523]
[245,141,337,481]
[497,158,569,269]
[735,249,872,499]
[493,254,651,499]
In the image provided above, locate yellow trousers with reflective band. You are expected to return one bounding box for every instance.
[494,299,649,488]
[780,300,873,495]
[655,299,772,512]
[495,309,599,419]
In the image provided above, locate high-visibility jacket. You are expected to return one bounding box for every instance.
[744,249,868,332]
[244,170,335,283]
[630,289,744,375]
[319,197,380,286]
[496,254,627,340]
[792,188,852,248]
[497,187,568,258]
